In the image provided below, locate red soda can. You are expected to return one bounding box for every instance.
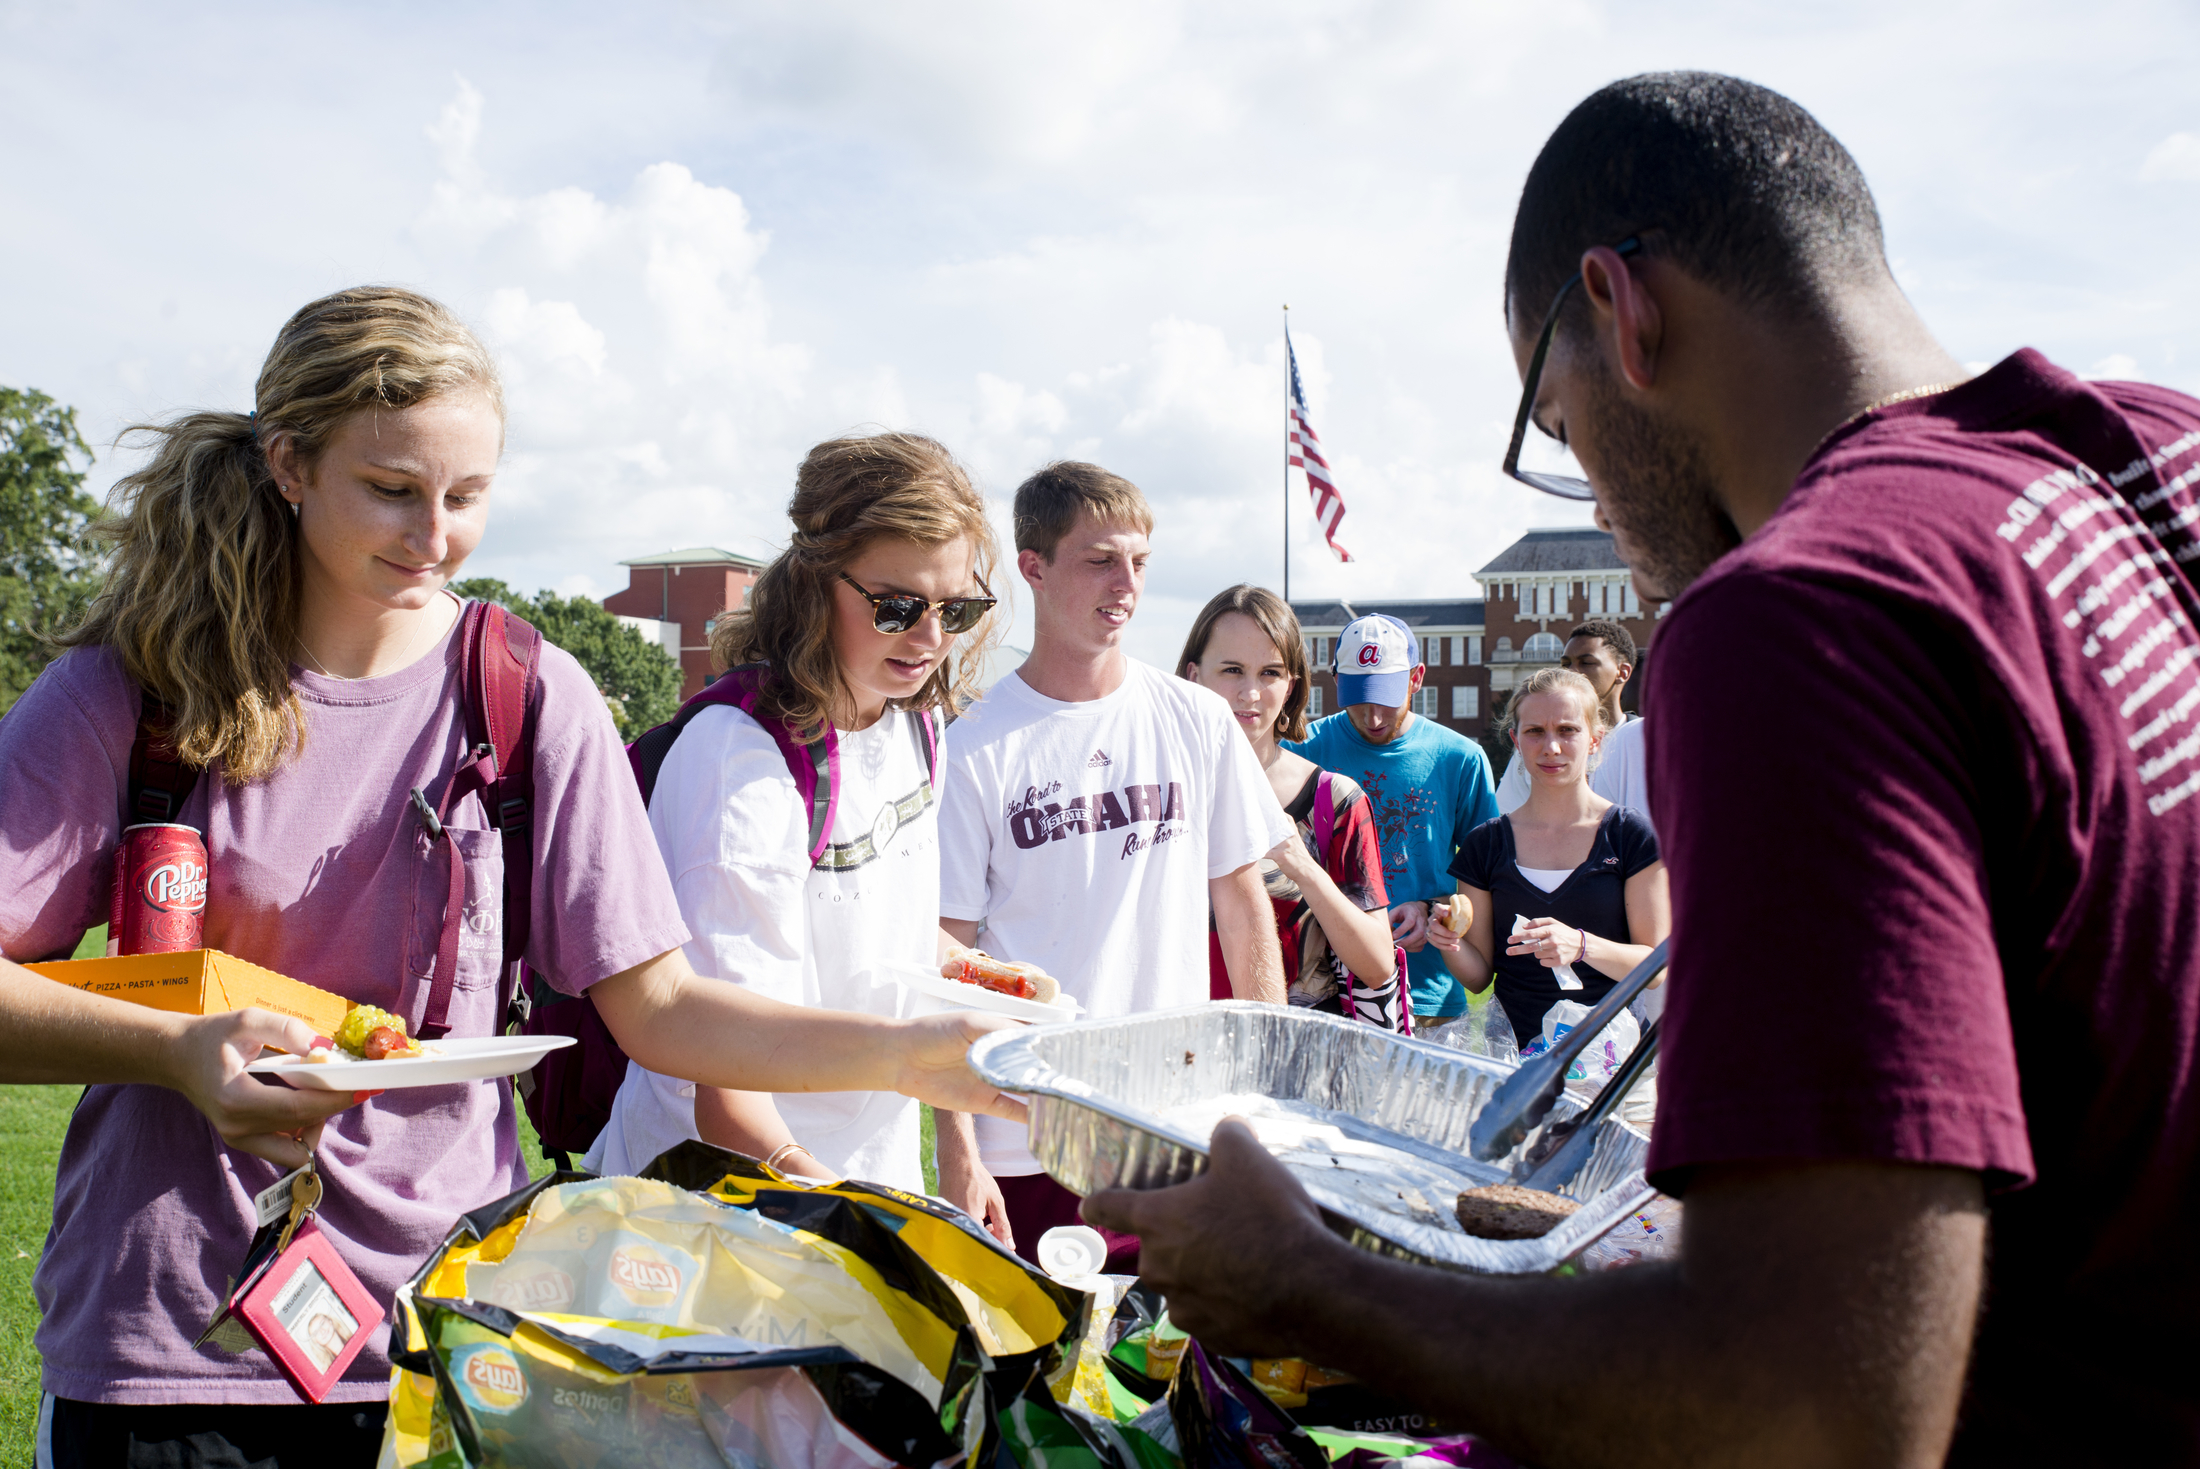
[111,823,208,955]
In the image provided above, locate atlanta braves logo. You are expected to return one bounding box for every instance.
[1357,643,1382,666]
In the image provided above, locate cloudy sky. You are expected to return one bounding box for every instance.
[5,0,2198,666]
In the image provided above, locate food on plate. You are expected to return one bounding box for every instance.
[941,946,1061,1004]
[1453,1183,1581,1240]
[334,1004,422,1060]
[1439,893,1473,934]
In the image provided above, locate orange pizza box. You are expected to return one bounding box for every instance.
[25,949,352,1038]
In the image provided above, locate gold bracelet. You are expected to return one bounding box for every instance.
[762,1142,810,1173]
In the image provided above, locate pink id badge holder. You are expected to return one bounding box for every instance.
[196,1162,385,1403]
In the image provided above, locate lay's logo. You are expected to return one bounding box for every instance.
[608,1244,682,1306]
[488,1268,574,1312]
[455,1345,528,1413]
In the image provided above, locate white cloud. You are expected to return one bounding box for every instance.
[6,1,2200,670]
[2141,132,2200,183]
[405,84,816,593]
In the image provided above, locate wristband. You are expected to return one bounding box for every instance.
[762,1142,811,1173]
[1576,927,1589,964]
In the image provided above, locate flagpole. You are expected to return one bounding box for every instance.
[1282,305,1291,606]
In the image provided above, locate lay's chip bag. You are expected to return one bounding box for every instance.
[382,1144,1109,1469]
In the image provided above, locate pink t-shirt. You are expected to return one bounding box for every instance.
[0,624,687,1404]
[1645,351,2200,1459]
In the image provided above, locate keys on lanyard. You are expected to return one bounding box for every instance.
[275,1164,323,1254]
[200,1155,384,1402]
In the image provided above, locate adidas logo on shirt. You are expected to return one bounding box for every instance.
[1088,749,1112,767]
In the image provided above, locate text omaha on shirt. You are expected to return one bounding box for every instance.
[1005,777,1189,857]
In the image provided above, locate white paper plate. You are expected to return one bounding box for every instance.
[246,1034,577,1091]
[886,961,1085,1024]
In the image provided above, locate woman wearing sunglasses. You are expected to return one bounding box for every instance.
[587,433,1002,1202]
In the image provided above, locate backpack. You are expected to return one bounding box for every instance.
[121,598,544,1036]
[514,661,942,1168]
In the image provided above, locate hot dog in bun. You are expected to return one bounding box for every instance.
[942,946,1062,1004]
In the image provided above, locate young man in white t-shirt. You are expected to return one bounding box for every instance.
[935,461,1290,1268]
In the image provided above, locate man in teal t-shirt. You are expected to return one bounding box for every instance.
[1287,613,1498,1026]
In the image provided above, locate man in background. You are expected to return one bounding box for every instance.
[934,461,1287,1267]
[1495,618,1649,831]
[1289,614,1498,1032]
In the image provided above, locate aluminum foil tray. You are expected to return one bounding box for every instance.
[968,1001,1655,1275]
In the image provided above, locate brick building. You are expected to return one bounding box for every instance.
[1289,527,1664,743]
[602,547,767,700]
[1475,527,1662,718]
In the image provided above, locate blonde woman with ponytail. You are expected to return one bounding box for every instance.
[0,290,1020,1466]
[1429,666,1668,1048]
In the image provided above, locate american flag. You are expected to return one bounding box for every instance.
[1287,331,1353,562]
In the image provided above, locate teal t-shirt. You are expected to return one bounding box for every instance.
[1287,712,1498,1016]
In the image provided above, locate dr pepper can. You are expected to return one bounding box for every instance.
[110,823,208,955]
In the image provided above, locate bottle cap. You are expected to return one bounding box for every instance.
[1036,1225,1108,1282]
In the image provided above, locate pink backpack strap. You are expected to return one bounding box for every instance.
[627,663,841,867]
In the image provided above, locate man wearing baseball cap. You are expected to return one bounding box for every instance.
[1288,612,1499,1031]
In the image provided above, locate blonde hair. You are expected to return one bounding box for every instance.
[59,287,502,782]
[710,433,1001,743]
[1175,584,1312,743]
[1500,667,1610,748]
[1011,461,1153,559]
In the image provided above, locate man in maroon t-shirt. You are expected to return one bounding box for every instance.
[1086,72,2200,1466]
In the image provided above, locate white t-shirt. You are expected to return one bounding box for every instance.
[584,704,937,1190]
[1496,712,1652,837]
[938,658,1292,1175]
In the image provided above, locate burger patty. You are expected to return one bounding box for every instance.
[1454,1183,1581,1240]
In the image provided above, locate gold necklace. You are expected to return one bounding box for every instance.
[296,605,434,680]
[1815,380,1964,457]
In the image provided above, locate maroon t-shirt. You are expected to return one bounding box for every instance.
[1646,350,2200,1459]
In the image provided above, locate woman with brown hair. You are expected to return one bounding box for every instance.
[587,433,1006,1215]
[0,290,1017,1466]
[1179,585,1406,1029]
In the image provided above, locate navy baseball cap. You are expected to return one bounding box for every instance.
[1334,614,1419,706]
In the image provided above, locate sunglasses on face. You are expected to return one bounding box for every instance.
[1503,235,1644,502]
[838,572,997,635]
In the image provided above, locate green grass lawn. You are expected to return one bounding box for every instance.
[1,934,942,1466]
[0,1082,75,1466]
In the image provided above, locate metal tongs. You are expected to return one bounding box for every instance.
[1512,1017,1659,1191]
[1467,938,1669,1164]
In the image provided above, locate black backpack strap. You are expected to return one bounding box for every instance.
[126,692,200,825]
[629,661,768,808]
[802,735,833,859]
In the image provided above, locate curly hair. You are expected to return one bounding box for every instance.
[710,433,1001,742]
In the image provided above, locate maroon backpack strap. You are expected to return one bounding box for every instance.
[413,601,539,1040]
[477,604,541,970]
[126,691,200,825]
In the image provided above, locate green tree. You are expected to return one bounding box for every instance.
[447,577,528,614]
[447,579,681,739]
[0,389,103,712]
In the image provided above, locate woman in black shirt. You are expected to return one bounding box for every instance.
[1431,668,1669,1044]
